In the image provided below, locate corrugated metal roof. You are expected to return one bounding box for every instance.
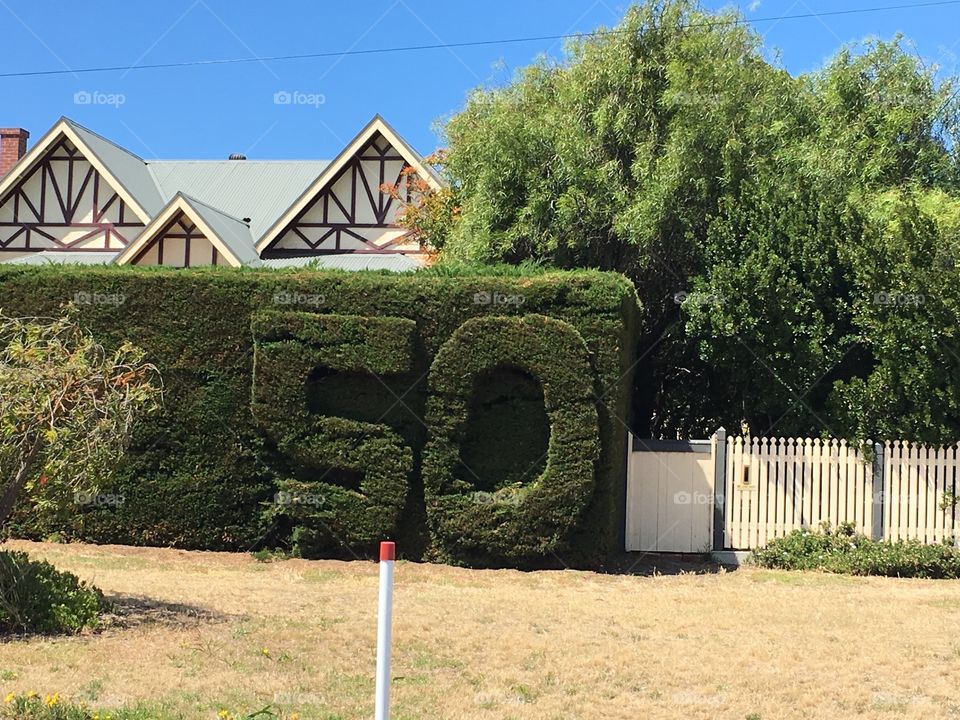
[179,194,260,267]
[262,254,420,271]
[147,160,328,241]
[0,251,115,265]
[65,119,166,216]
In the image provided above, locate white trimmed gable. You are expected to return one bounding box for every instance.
[0,135,145,252]
[257,116,442,257]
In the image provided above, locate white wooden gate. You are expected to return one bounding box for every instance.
[625,436,715,553]
[882,441,960,544]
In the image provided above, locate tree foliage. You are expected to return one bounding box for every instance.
[0,311,161,528]
[436,0,960,442]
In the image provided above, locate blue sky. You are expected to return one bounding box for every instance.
[2,0,959,160]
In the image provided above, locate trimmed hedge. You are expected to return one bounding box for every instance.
[251,312,416,554]
[1,264,639,566]
[422,315,599,563]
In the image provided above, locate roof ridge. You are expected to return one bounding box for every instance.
[176,192,251,226]
[146,159,330,164]
[61,117,147,163]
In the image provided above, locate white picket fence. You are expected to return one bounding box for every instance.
[724,436,960,549]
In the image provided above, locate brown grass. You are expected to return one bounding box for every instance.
[2,539,960,719]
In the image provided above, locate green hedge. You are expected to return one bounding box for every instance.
[0,264,639,566]
[251,312,416,554]
[422,315,600,563]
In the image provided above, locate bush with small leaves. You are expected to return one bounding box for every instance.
[0,551,103,635]
[750,524,960,578]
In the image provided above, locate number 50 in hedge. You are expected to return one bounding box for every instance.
[251,311,415,554]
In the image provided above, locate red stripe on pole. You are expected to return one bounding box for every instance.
[380,541,395,561]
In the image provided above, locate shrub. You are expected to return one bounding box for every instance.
[750,523,960,578]
[0,695,281,720]
[0,552,103,634]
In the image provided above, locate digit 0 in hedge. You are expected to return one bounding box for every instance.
[422,314,601,564]
[251,311,415,555]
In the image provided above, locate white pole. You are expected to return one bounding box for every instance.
[375,541,395,720]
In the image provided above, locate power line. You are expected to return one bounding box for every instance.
[0,0,957,79]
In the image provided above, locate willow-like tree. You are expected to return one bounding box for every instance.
[431,0,960,441]
[0,312,161,527]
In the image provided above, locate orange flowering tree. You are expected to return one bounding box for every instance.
[0,311,161,528]
[379,150,459,254]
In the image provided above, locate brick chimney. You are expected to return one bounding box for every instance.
[0,128,29,178]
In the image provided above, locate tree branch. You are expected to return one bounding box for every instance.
[0,437,44,528]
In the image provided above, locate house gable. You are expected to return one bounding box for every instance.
[128,209,222,267]
[0,134,145,252]
[257,116,442,258]
[114,194,253,268]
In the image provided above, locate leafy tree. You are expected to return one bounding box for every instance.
[435,0,960,440]
[0,311,161,528]
[379,150,459,253]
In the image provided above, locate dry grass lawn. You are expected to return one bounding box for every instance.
[1,540,959,719]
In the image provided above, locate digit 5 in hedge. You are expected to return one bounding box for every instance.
[251,311,416,551]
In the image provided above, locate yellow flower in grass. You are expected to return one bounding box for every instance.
[3,693,14,703]
[260,648,271,658]
[44,693,60,707]
[26,691,38,699]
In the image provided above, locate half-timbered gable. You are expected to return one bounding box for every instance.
[0,136,144,253]
[114,193,258,268]
[0,119,162,258]
[257,116,443,258]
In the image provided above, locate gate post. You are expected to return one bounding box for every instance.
[871,441,885,541]
[712,427,727,551]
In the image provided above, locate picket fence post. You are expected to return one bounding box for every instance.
[712,427,727,551]
[871,441,885,541]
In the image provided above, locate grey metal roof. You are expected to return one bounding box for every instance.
[262,254,420,271]
[0,251,115,265]
[178,193,261,267]
[64,119,166,216]
[146,160,328,241]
